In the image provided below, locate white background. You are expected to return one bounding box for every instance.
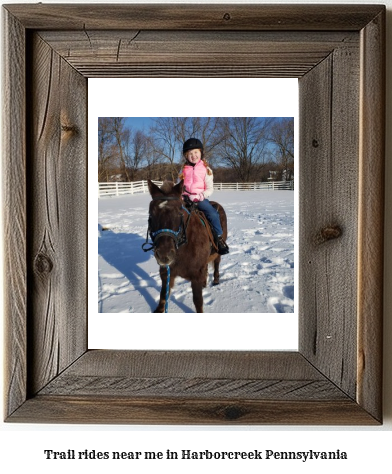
[1,0,391,473]
[89,77,299,350]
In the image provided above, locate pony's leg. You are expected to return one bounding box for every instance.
[191,280,204,313]
[154,267,176,313]
[213,255,221,285]
[202,264,208,288]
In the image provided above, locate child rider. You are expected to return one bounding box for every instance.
[179,138,229,255]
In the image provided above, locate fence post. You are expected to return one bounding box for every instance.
[98,181,294,197]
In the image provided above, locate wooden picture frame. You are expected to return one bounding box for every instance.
[3,4,385,424]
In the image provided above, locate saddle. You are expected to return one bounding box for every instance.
[182,197,220,253]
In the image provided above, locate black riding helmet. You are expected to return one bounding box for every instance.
[183,138,203,154]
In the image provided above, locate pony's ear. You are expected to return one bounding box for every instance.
[173,179,184,196]
[147,179,163,198]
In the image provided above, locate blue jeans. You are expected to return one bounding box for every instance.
[197,199,223,237]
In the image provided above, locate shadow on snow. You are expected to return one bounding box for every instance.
[98,226,194,312]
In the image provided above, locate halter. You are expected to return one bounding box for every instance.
[141,196,191,253]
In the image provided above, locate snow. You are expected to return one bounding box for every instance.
[98,190,294,314]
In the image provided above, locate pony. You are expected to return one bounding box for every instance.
[143,179,228,313]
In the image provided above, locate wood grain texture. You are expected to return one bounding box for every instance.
[27,33,87,396]
[2,4,385,425]
[9,396,378,425]
[39,377,347,400]
[2,9,27,419]
[357,9,385,422]
[37,351,346,400]
[38,30,358,78]
[299,41,360,399]
[4,4,384,31]
[7,351,378,424]
[57,350,324,379]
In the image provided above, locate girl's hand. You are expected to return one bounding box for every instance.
[190,193,204,203]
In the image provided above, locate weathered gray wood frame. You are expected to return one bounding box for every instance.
[3,4,385,424]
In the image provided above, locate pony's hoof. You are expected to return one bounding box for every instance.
[212,280,220,286]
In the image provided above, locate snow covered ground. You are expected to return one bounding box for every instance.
[98,190,295,314]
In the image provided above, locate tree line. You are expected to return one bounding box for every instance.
[98,117,294,183]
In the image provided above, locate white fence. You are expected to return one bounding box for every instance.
[213,181,294,191]
[98,180,162,198]
[98,180,293,198]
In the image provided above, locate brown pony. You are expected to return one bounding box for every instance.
[144,179,228,313]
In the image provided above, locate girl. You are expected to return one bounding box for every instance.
[179,138,229,255]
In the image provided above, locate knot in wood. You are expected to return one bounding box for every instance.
[223,13,231,21]
[312,139,319,148]
[315,225,342,245]
[61,124,77,134]
[223,405,244,420]
[34,252,53,275]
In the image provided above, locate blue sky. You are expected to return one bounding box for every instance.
[123,117,292,133]
[124,117,157,131]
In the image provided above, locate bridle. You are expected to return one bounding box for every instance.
[141,196,192,253]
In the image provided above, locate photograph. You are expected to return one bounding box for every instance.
[97,116,295,314]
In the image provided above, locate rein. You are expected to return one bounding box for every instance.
[141,195,191,313]
[142,196,191,253]
[165,265,170,313]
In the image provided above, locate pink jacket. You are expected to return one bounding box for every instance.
[181,160,214,201]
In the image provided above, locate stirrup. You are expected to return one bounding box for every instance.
[217,237,229,255]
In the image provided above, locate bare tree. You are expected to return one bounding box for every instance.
[149,118,180,180]
[98,116,294,183]
[269,118,294,180]
[174,117,224,165]
[125,130,150,180]
[215,117,273,182]
[98,117,130,181]
[98,117,121,181]
[148,117,225,181]
[111,117,132,181]
[140,133,164,179]
[98,118,154,181]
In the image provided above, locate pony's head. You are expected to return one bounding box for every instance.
[147,180,184,266]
